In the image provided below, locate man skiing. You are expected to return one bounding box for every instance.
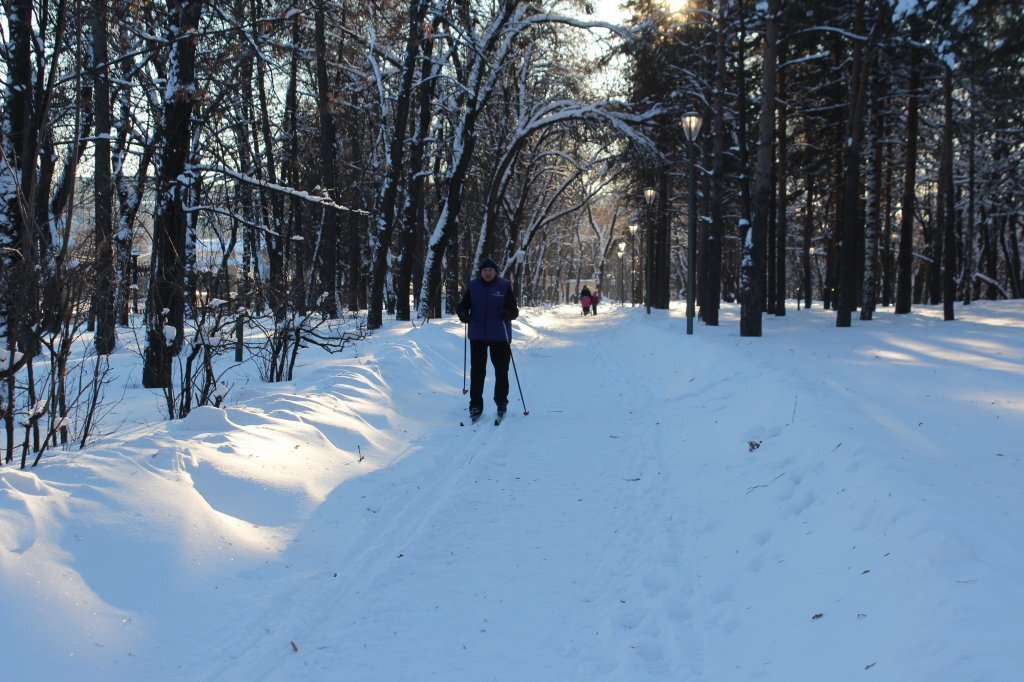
[456,257,520,422]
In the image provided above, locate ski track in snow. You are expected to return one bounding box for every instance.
[4,302,1024,681]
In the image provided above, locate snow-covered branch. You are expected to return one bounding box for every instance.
[191,164,369,215]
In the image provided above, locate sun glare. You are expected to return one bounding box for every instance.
[662,0,689,13]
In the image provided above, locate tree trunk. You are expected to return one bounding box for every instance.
[740,0,777,337]
[1007,215,1022,298]
[895,39,920,314]
[941,66,956,321]
[734,0,752,229]
[142,0,204,389]
[706,11,724,327]
[1,0,36,342]
[767,142,777,313]
[284,16,304,310]
[94,0,116,354]
[861,65,883,321]
[418,3,520,319]
[803,169,814,308]
[881,143,894,306]
[774,49,788,317]
[315,1,339,316]
[653,171,671,309]
[395,29,438,322]
[367,0,430,329]
[981,204,997,299]
[837,0,869,328]
[964,104,975,305]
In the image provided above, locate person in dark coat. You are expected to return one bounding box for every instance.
[580,285,592,316]
[456,257,520,421]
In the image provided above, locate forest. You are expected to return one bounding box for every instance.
[1,0,1021,463]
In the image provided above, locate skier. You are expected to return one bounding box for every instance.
[456,258,520,422]
[590,289,600,315]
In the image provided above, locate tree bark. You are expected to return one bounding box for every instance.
[142,0,203,389]
[315,0,339,316]
[803,169,814,308]
[704,3,725,325]
[836,0,869,328]
[861,64,883,321]
[895,39,921,314]
[93,0,116,354]
[941,65,956,321]
[774,48,788,317]
[741,0,777,337]
[964,104,975,305]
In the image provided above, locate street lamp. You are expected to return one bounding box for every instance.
[617,241,626,306]
[628,223,638,306]
[681,112,703,335]
[643,188,656,314]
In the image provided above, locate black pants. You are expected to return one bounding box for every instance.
[469,340,510,411]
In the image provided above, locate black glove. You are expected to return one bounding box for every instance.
[457,309,470,324]
[497,308,509,320]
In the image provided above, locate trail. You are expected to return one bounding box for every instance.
[18,302,1022,681]
[200,303,1024,680]
[199,306,714,680]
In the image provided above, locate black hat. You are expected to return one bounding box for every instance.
[479,257,498,272]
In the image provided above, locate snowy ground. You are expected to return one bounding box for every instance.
[2,300,1023,681]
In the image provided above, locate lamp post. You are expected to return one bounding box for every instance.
[681,112,703,334]
[628,223,638,306]
[617,241,626,306]
[643,187,656,314]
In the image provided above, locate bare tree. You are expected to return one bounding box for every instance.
[93,0,116,354]
[142,0,204,392]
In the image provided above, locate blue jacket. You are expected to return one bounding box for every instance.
[457,276,519,341]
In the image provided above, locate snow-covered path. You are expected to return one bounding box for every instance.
[4,302,1024,680]
[202,306,715,680]
[201,304,1024,680]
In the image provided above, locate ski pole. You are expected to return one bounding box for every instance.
[503,319,529,415]
[462,322,468,395]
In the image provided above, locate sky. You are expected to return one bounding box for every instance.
[591,0,629,23]
[2,299,1024,680]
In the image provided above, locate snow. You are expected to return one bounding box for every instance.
[0,349,24,371]
[3,301,1024,680]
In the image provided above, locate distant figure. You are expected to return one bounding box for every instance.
[590,290,600,315]
[580,285,592,316]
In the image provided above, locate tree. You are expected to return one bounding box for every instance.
[142,0,204,391]
[315,0,340,316]
[93,0,115,354]
[740,0,777,337]
[367,0,430,330]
